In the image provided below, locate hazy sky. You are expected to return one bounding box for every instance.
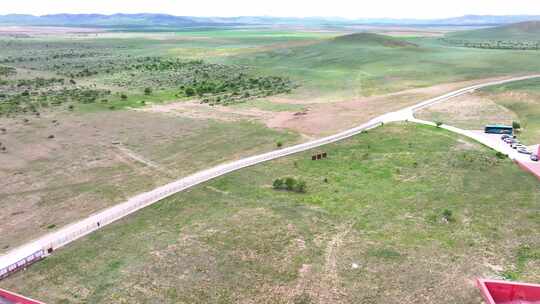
[3,0,540,19]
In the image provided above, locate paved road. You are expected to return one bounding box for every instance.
[2,74,540,280]
[409,118,536,162]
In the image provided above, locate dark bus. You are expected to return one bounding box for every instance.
[484,124,513,135]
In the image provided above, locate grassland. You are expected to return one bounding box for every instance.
[0,109,298,251]
[444,21,540,50]
[2,25,540,303]
[417,77,540,144]
[2,123,540,303]
[3,28,540,109]
[218,32,540,101]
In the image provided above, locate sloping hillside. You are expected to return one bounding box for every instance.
[333,32,417,47]
[448,21,540,41]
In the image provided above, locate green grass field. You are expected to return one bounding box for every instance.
[218,33,540,101]
[3,123,540,303]
[3,28,540,109]
[448,21,540,42]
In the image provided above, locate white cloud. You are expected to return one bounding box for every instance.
[2,0,540,19]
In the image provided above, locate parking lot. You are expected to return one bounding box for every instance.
[468,131,538,162]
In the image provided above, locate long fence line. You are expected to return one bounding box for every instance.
[2,74,540,281]
[0,120,384,280]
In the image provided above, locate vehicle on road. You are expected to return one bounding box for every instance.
[485,124,513,135]
[518,148,532,155]
[532,154,539,162]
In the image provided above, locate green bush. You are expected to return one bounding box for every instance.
[185,87,195,97]
[513,121,521,130]
[295,180,307,193]
[496,152,508,159]
[442,209,455,223]
[273,177,307,193]
[285,177,296,190]
[273,178,284,189]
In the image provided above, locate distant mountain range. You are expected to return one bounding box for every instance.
[1,14,540,28]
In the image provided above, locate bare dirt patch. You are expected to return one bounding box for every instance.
[416,93,517,130]
[138,100,278,123]
[266,78,510,136]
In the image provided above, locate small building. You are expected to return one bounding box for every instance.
[484,124,513,135]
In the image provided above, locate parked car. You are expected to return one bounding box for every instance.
[501,134,511,140]
[531,154,539,162]
[505,138,518,144]
[518,148,532,155]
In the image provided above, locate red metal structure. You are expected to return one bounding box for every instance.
[0,289,45,304]
[516,160,540,181]
[477,278,540,304]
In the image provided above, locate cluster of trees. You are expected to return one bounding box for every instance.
[442,38,540,50]
[272,177,307,193]
[0,66,16,77]
[182,75,295,105]
[16,77,65,89]
[102,57,296,105]
[0,87,111,116]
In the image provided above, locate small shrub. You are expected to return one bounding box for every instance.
[496,152,507,159]
[185,87,195,97]
[276,141,283,148]
[435,121,443,127]
[273,178,284,189]
[46,224,56,229]
[144,87,152,95]
[273,177,307,193]
[295,180,307,193]
[513,121,521,130]
[285,177,296,190]
[442,209,454,223]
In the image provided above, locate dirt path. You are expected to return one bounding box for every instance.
[317,223,353,304]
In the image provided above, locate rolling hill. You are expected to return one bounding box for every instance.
[333,32,417,47]
[448,21,540,41]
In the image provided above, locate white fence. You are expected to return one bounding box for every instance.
[0,120,382,280]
